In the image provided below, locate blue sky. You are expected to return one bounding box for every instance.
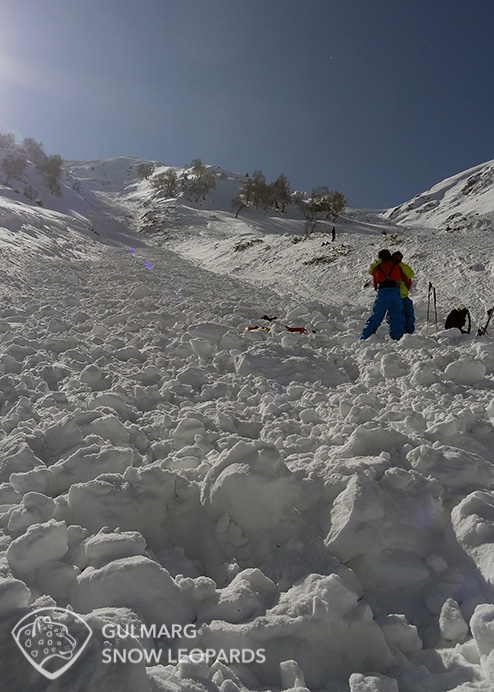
[1,0,493,208]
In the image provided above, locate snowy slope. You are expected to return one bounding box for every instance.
[66,156,163,194]
[383,159,494,229]
[0,152,494,692]
[137,165,494,332]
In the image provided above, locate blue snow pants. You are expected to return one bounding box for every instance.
[360,286,405,340]
[403,296,415,334]
[386,296,415,334]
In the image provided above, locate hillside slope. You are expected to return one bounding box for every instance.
[382,159,494,230]
[108,159,494,331]
[0,151,494,692]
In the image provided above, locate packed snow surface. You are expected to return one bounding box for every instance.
[0,154,494,691]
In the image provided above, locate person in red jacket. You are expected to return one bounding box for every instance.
[360,249,406,340]
[391,250,415,333]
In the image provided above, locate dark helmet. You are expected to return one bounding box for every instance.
[378,249,391,261]
[391,251,403,262]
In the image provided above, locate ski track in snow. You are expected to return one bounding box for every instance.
[1,158,494,692]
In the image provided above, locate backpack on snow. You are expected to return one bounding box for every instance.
[445,308,471,334]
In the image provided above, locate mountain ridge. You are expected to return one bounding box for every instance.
[383,159,494,229]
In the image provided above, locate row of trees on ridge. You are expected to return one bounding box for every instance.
[232,171,346,234]
[146,158,346,233]
[1,132,347,231]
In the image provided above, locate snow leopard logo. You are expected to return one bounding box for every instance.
[12,608,93,680]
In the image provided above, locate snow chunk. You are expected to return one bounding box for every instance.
[38,362,71,387]
[36,560,80,601]
[377,614,422,656]
[114,346,146,362]
[197,568,278,623]
[470,603,494,679]
[0,573,31,617]
[201,441,299,532]
[130,284,154,299]
[471,603,494,658]
[0,483,20,508]
[47,316,70,333]
[73,555,195,628]
[349,673,398,692]
[81,529,148,569]
[408,444,494,499]
[65,467,175,548]
[7,519,68,576]
[9,467,51,494]
[88,393,135,420]
[426,554,448,573]
[172,417,206,445]
[235,343,348,387]
[190,337,217,360]
[78,413,130,446]
[380,353,408,379]
[7,492,56,537]
[48,444,134,495]
[439,598,469,643]
[451,491,494,587]
[325,472,443,563]
[409,361,439,386]
[335,424,409,458]
[134,384,161,411]
[81,364,111,390]
[177,366,208,389]
[200,573,394,689]
[0,439,44,483]
[133,365,162,386]
[444,358,486,384]
[280,660,307,690]
[351,551,429,593]
[40,415,84,464]
[187,322,228,344]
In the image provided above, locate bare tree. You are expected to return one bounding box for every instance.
[234,171,292,217]
[2,153,27,185]
[182,158,216,202]
[233,170,269,215]
[22,137,46,170]
[328,190,347,219]
[271,174,291,212]
[0,132,16,150]
[41,154,63,195]
[138,163,155,179]
[295,187,347,235]
[150,170,178,197]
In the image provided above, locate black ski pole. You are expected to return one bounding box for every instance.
[426,282,432,334]
[478,306,494,336]
[433,287,438,332]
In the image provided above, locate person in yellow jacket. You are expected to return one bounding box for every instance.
[368,250,415,333]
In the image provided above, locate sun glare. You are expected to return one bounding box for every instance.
[0,50,47,94]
